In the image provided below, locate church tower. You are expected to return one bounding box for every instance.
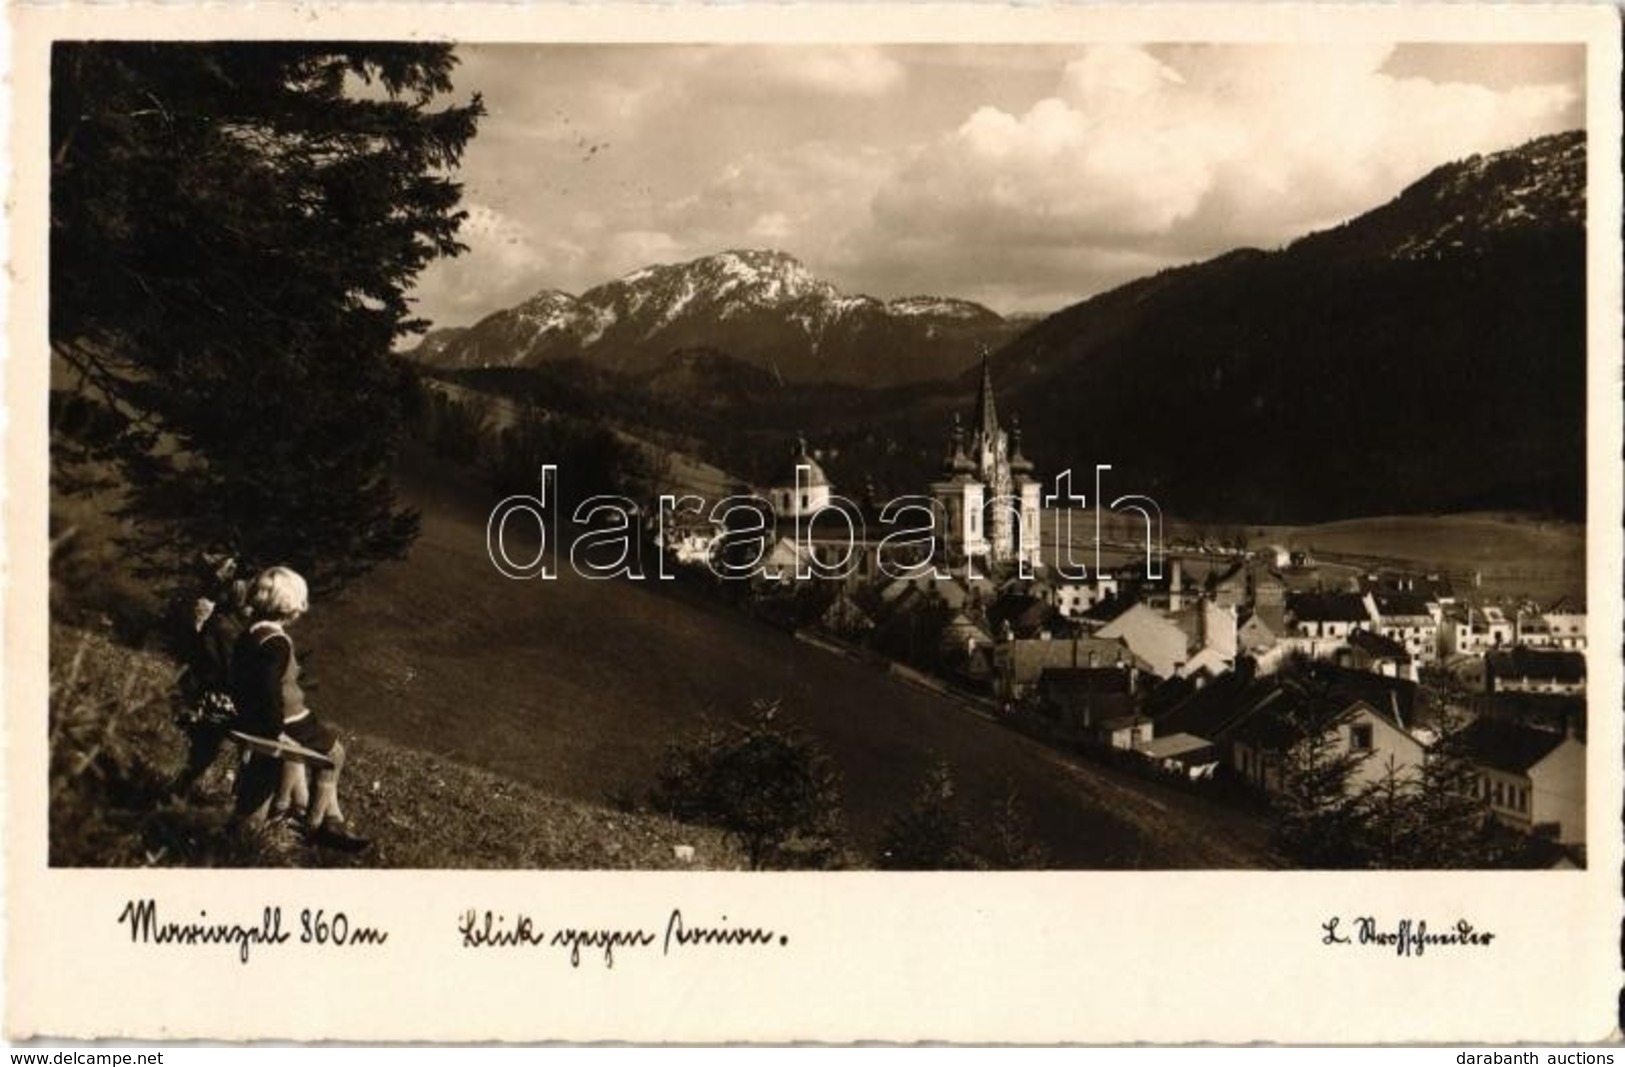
[931,351,1042,574]
[968,352,1015,562]
[764,435,831,519]
[1008,416,1043,573]
[930,415,988,566]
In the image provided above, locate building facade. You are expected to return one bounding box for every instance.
[932,355,1042,573]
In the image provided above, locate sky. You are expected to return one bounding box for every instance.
[406,43,1584,327]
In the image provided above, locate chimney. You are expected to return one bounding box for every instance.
[1170,558,1184,613]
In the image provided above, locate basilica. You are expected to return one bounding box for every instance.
[760,355,1043,577]
[929,355,1043,573]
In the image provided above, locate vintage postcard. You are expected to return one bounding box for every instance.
[6,1,1622,1044]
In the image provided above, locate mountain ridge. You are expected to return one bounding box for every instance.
[420,131,1586,522]
[986,130,1586,521]
[408,249,1020,386]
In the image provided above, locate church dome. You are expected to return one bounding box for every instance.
[769,436,830,489]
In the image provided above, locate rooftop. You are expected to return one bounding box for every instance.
[1487,647,1586,684]
[1459,717,1572,775]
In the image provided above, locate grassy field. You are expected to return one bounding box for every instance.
[48,625,749,870]
[1265,514,1585,604]
[295,451,1270,869]
[1042,507,1585,604]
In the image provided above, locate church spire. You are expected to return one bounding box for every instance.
[973,347,999,445]
[1009,414,1034,476]
[943,413,975,476]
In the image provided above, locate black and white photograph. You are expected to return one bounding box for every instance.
[43,36,1596,872]
[8,2,1622,1045]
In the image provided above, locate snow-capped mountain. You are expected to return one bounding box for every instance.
[407,250,1019,385]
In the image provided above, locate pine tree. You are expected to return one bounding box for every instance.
[51,43,484,591]
[1270,683,1370,868]
[1359,753,1420,868]
[652,700,846,870]
[878,760,984,870]
[985,783,1052,870]
[1407,705,1498,868]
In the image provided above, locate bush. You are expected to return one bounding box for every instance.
[878,760,981,870]
[48,625,324,868]
[878,764,1053,870]
[651,700,846,870]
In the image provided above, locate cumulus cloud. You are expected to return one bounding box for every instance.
[408,202,552,326]
[650,141,896,271]
[870,43,1579,263]
[457,202,545,273]
[776,47,907,96]
[410,44,1582,324]
[603,230,681,275]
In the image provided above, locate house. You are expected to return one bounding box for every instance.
[1287,592,1374,641]
[1149,662,1420,795]
[934,572,1000,612]
[656,510,725,565]
[1314,664,1418,728]
[1096,714,1154,751]
[1231,698,1425,795]
[1074,594,1135,632]
[1140,733,1220,777]
[1370,593,1440,665]
[1248,567,1289,634]
[992,635,1150,705]
[1052,575,1120,618]
[1441,605,1515,657]
[1361,570,1456,607]
[761,534,819,581]
[1149,670,1285,767]
[1034,666,1142,744]
[1484,647,1586,696]
[987,592,1059,641]
[1208,562,1249,612]
[938,609,993,659]
[1459,718,1586,846]
[1179,646,1234,683]
[1539,599,1587,650]
[1237,610,1278,656]
[1342,629,1418,683]
[1513,611,1554,647]
[1173,600,1238,660]
[1094,602,1190,679]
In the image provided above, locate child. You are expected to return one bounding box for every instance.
[230,566,368,852]
[170,566,247,799]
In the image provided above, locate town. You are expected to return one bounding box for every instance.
[644,361,1588,867]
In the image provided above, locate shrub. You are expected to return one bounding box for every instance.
[878,765,1053,870]
[878,760,981,870]
[48,625,318,868]
[651,700,846,870]
[50,627,185,865]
